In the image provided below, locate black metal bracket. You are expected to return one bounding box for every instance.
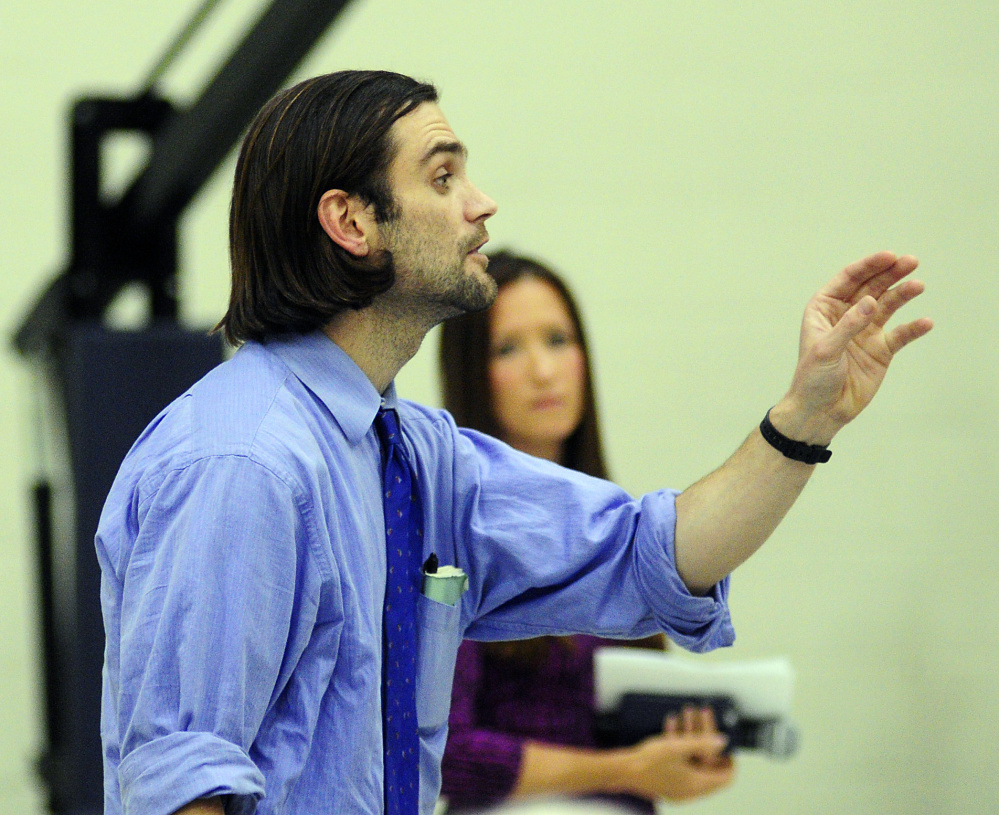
[14,95,177,356]
[14,0,355,359]
[69,94,180,320]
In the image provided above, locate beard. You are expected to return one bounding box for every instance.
[432,259,497,316]
[379,211,497,320]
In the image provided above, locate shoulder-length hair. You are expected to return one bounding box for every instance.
[439,250,607,479]
[216,70,438,345]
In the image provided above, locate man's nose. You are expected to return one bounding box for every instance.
[467,182,497,222]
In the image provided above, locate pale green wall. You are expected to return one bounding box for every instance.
[2,2,996,813]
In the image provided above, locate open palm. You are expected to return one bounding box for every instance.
[786,252,933,439]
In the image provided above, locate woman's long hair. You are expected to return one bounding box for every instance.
[439,250,607,479]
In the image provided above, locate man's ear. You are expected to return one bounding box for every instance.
[317,190,378,257]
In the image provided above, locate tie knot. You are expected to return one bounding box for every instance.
[375,407,402,449]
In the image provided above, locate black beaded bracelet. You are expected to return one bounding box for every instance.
[759,408,832,464]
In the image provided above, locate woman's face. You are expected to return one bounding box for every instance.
[487,276,587,461]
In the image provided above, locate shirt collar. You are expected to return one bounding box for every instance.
[263,331,398,445]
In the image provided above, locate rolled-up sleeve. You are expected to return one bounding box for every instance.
[445,426,733,652]
[119,732,263,815]
[631,490,733,652]
[101,454,323,814]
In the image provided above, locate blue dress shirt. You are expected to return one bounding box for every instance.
[96,331,733,815]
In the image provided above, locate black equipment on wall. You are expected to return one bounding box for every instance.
[12,2,354,812]
[38,327,226,815]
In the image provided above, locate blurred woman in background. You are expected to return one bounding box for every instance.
[438,251,735,813]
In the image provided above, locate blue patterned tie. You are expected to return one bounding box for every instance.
[375,407,421,814]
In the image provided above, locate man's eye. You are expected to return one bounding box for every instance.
[547,331,570,348]
[493,342,517,358]
[434,172,452,188]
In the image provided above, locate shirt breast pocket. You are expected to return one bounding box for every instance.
[415,593,463,733]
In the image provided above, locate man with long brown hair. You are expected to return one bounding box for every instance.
[96,70,932,815]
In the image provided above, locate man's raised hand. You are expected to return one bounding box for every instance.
[774,251,933,444]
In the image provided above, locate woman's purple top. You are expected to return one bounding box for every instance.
[440,635,653,813]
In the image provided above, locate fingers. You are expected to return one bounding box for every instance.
[873,278,925,326]
[664,705,719,737]
[806,261,932,372]
[683,705,698,733]
[662,705,729,758]
[685,752,736,797]
[664,712,679,736]
[653,728,728,761]
[647,707,735,801]
[689,746,735,777]
[697,705,719,733]
[686,732,730,760]
[818,295,880,362]
[821,252,919,305]
[688,707,728,759]
[886,317,934,355]
[870,277,934,350]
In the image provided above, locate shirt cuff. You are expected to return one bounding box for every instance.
[635,490,735,653]
[119,731,265,815]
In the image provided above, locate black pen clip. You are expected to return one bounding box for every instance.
[422,553,438,575]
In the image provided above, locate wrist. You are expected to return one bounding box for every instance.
[602,745,643,796]
[760,408,831,464]
[768,398,842,447]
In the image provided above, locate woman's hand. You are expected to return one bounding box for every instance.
[614,705,735,802]
[512,705,734,803]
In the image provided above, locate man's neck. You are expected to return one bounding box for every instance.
[323,302,434,395]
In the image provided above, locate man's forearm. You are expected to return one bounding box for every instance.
[173,798,225,815]
[674,404,819,595]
